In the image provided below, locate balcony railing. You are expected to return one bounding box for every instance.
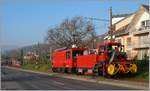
[133,27,150,36]
[133,43,149,49]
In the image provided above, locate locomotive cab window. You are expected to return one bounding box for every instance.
[100,46,106,50]
[66,51,70,59]
[73,50,83,58]
[99,46,105,55]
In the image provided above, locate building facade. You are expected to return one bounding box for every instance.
[112,5,149,60]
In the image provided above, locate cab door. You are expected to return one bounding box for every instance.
[65,50,72,68]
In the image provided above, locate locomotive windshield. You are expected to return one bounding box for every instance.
[99,45,123,52]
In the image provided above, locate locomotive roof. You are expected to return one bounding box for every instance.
[97,42,121,47]
[71,48,88,51]
[54,47,87,52]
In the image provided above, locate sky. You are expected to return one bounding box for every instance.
[0,0,149,47]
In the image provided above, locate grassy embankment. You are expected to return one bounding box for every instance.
[21,60,149,81]
[118,59,149,81]
[135,71,149,80]
[22,62,51,72]
[134,59,149,80]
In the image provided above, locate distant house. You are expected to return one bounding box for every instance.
[112,5,149,60]
[24,52,39,60]
[11,57,21,67]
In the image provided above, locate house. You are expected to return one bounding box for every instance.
[24,51,39,60]
[112,5,149,60]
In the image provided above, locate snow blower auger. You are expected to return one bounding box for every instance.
[97,42,138,76]
[107,63,137,76]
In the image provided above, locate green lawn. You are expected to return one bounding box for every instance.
[22,63,51,72]
[21,60,149,81]
[135,71,149,80]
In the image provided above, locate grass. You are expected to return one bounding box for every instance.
[134,59,149,81]
[21,63,149,81]
[22,63,51,72]
[21,59,149,81]
[135,71,149,80]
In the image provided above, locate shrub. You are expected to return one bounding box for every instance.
[135,59,149,73]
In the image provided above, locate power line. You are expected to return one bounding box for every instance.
[84,17,109,22]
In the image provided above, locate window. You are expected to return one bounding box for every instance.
[137,49,148,60]
[99,46,105,51]
[117,39,121,43]
[141,21,145,27]
[66,51,70,59]
[126,50,131,58]
[146,20,150,27]
[139,35,149,45]
[72,50,83,58]
[141,20,150,29]
[142,49,148,59]
[126,37,131,47]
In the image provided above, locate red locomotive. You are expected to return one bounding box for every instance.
[51,42,137,76]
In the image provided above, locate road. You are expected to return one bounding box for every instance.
[1,66,135,90]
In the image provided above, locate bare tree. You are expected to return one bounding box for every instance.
[46,16,96,49]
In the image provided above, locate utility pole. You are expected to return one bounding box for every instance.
[84,17,109,48]
[109,7,113,41]
[50,47,52,61]
[20,48,23,65]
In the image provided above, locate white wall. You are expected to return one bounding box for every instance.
[112,17,125,25]
[115,14,135,31]
[134,12,150,30]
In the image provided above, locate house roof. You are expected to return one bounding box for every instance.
[112,14,134,26]
[112,4,149,26]
[126,4,149,30]
[113,24,129,36]
[142,4,149,12]
[112,13,132,18]
[112,4,149,37]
